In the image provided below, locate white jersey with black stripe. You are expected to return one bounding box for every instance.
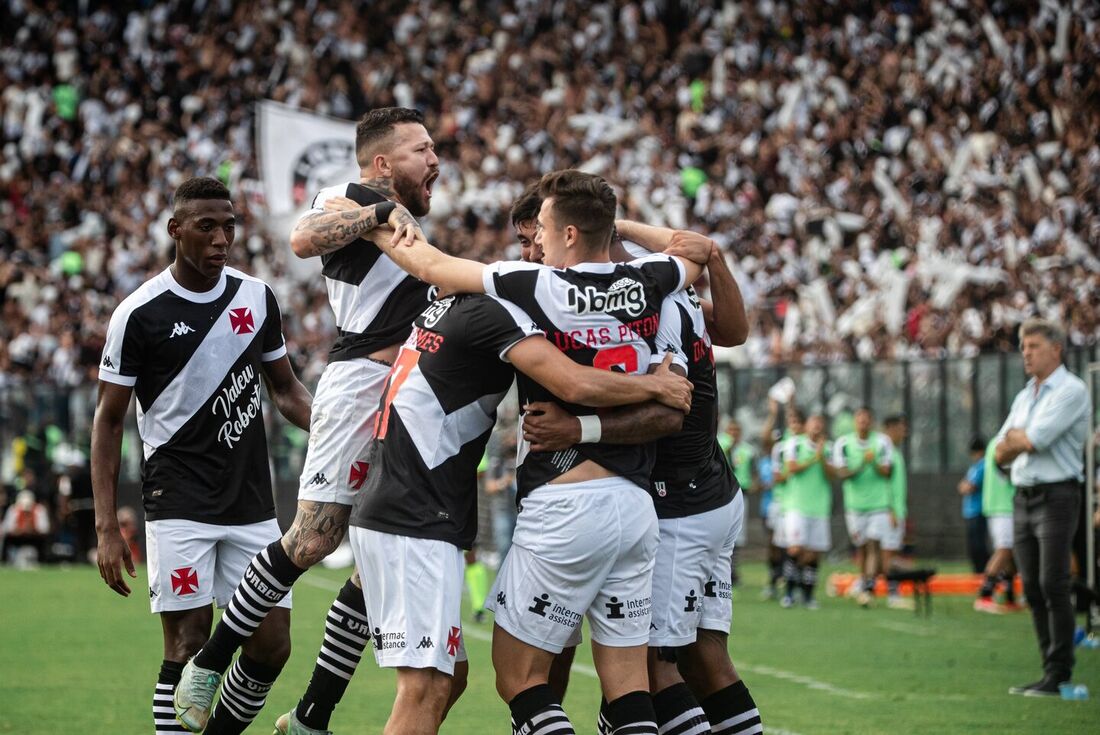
[299,182,433,361]
[99,266,286,524]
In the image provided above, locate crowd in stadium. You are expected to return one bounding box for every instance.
[1,0,1098,392]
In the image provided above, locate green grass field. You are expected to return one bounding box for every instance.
[1,562,1097,734]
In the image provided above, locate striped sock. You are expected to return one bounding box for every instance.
[653,683,710,734]
[801,562,818,601]
[295,578,370,729]
[510,684,575,735]
[782,557,799,599]
[153,660,186,734]
[597,698,613,734]
[205,654,281,735]
[195,541,304,673]
[605,690,658,734]
[701,680,761,735]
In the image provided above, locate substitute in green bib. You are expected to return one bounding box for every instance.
[780,414,832,610]
[975,438,1020,613]
[830,407,894,607]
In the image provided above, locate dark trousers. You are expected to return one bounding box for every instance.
[1013,482,1080,682]
[964,515,990,573]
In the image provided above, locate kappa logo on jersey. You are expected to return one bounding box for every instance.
[446,626,461,656]
[101,355,114,368]
[565,276,646,317]
[420,296,456,328]
[170,322,195,338]
[229,307,255,334]
[171,567,199,595]
[348,461,369,490]
[496,591,507,608]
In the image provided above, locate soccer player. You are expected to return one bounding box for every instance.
[831,407,894,607]
[381,169,711,734]
[523,221,762,735]
[975,437,1020,613]
[176,107,438,734]
[782,413,832,609]
[347,290,692,734]
[761,401,801,600]
[91,177,313,735]
[880,414,913,610]
[725,420,758,495]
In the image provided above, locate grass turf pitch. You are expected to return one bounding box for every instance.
[1,562,1096,733]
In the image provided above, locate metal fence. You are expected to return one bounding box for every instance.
[717,345,1100,474]
[2,345,1098,482]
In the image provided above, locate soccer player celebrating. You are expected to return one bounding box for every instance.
[347,290,692,734]
[91,177,313,735]
[176,108,438,734]
[782,414,833,609]
[381,169,710,734]
[831,407,894,607]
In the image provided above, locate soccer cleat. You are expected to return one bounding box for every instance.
[887,595,915,610]
[780,594,795,608]
[274,709,333,735]
[804,598,820,610]
[974,597,1005,615]
[174,657,221,732]
[760,586,777,601]
[1021,678,1064,698]
[1001,601,1025,613]
[856,590,873,608]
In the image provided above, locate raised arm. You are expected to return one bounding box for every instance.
[91,381,137,597]
[615,219,674,253]
[694,235,749,347]
[260,355,313,431]
[289,195,422,259]
[383,224,488,295]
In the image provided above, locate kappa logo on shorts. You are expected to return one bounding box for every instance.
[605,596,625,619]
[704,580,717,598]
[683,589,698,612]
[171,567,199,595]
[348,461,369,490]
[229,307,255,335]
[495,591,507,608]
[416,636,434,649]
[446,626,461,656]
[306,472,329,486]
[528,593,552,617]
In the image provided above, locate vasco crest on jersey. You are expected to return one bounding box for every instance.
[566,277,646,317]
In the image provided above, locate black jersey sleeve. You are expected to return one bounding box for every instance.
[629,253,687,298]
[99,301,145,387]
[464,295,544,361]
[481,261,544,314]
[261,285,288,362]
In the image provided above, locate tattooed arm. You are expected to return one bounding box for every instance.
[281,500,353,567]
[288,178,423,259]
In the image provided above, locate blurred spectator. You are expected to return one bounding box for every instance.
[3,489,50,567]
[958,435,991,573]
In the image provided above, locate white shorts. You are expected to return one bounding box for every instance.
[845,510,890,546]
[146,518,291,614]
[988,515,1013,550]
[651,497,741,647]
[699,491,745,634]
[770,507,788,548]
[783,511,832,552]
[880,517,904,551]
[298,358,390,506]
[486,478,658,653]
[349,528,468,675]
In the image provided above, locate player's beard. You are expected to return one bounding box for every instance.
[393,168,431,217]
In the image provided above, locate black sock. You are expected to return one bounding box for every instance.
[597,697,613,735]
[296,577,370,729]
[1001,573,1016,603]
[701,680,761,735]
[154,660,186,734]
[205,654,282,735]
[978,574,996,599]
[195,541,304,672]
[510,684,574,735]
[768,552,783,587]
[605,690,657,734]
[782,556,800,598]
[801,561,819,601]
[653,683,710,734]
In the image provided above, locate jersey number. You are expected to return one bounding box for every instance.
[593,344,639,373]
[374,348,421,440]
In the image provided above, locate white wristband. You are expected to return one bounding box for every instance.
[578,414,602,444]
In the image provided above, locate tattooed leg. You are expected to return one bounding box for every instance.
[282,500,353,568]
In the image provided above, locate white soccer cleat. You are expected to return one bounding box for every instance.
[274,709,333,735]
[174,657,221,732]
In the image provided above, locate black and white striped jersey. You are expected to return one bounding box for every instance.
[349,294,541,549]
[99,267,287,525]
[481,255,686,499]
[302,182,433,361]
[649,287,738,519]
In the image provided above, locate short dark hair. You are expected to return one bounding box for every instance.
[537,169,617,248]
[787,405,806,423]
[883,413,907,427]
[856,406,874,416]
[356,107,424,165]
[173,177,230,212]
[969,435,987,453]
[511,183,541,227]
